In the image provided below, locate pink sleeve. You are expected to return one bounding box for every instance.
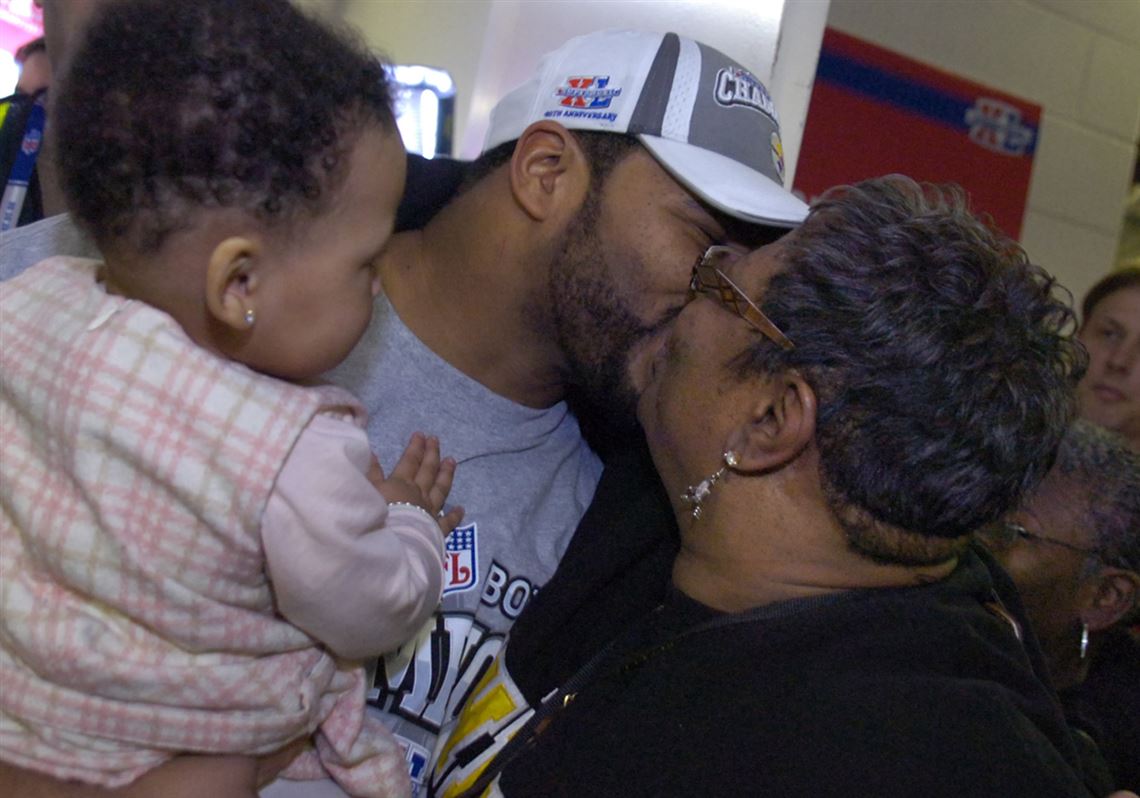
[262,413,444,660]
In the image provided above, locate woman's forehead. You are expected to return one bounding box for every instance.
[1088,285,1140,325]
[1021,474,1093,544]
[725,238,789,296]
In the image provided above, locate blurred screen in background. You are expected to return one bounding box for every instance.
[390,64,455,159]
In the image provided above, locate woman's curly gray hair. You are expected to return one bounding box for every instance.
[734,175,1086,564]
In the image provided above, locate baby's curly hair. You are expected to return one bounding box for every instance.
[54,0,396,254]
[734,175,1086,564]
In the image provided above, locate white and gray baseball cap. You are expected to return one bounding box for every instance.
[483,29,808,228]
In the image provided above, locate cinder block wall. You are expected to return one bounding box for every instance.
[825,0,1140,308]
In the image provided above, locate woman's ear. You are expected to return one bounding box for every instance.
[1080,568,1139,632]
[205,236,259,331]
[724,371,817,473]
[508,120,590,222]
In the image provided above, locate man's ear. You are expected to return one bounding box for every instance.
[508,120,590,222]
[723,371,817,473]
[1080,568,1139,632]
[205,236,259,331]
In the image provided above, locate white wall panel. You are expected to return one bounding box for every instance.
[1029,114,1135,233]
[1029,0,1140,46]
[1021,209,1123,304]
[457,0,790,158]
[1081,34,1140,140]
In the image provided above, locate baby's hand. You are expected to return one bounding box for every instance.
[370,433,464,533]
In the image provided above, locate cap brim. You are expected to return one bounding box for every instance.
[639,135,808,228]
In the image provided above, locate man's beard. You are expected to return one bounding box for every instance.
[548,192,652,436]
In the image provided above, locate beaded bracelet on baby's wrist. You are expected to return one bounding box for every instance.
[387,501,442,525]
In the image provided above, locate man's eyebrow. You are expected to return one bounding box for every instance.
[679,192,792,248]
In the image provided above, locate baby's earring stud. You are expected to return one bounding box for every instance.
[244,308,256,327]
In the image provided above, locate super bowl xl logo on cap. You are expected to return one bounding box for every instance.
[443,523,478,595]
[556,76,621,110]
[714,66,777,121]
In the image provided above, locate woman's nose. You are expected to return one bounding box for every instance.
[1104,340,1138,373]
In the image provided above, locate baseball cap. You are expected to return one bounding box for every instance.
[483,29,808,228]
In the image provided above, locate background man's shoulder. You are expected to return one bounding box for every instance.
[0,214,98,281]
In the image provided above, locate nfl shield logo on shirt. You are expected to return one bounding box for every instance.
[443,523,478,594]
[21,127,42,157]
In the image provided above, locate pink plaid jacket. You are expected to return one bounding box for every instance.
[0,257,410,797]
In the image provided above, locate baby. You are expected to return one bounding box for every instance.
[0,1,459,796]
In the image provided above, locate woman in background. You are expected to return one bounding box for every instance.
[979,421,1139,792]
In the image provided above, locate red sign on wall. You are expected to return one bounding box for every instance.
[794,29,1040,239]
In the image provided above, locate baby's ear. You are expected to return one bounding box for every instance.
[205,237,260,331]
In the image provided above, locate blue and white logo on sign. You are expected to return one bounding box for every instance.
[443,523,478,595]
[964,97,1034,156]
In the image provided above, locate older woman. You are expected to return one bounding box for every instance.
[432,176,1108,797]
[979,421,1140,791]
[1077,267,1140,450]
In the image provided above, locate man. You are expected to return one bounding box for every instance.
[321,29,805,791]
[0,38,51,231]
[0,0,121,239]
[0,26,807,796]
[12,38,50,96]
[2,0,109,232]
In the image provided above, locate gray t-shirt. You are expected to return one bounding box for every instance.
[0,214,97,280]
[326,295,602,795]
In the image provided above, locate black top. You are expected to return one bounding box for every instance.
[395,153,469,232]
[1066,628,1140,792]
[458,443,1100,797]
[498,547,1093,797]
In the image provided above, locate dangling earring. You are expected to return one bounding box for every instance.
[680,450,740,520]
[244,308,256,328]
[1079,622,1090,660]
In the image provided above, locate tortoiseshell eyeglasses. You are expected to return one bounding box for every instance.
[689,245,794,351]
